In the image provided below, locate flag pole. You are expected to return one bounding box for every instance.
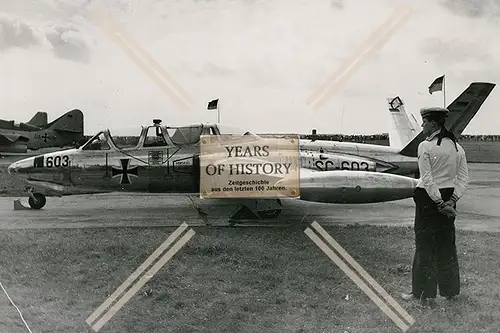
[217,102,220,123]
[443,75,446,108]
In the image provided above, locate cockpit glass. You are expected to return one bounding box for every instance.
[81,132,110,150]
[144,126,168,147]
[216,124,254,135]
[109,131,140,149]
[166,125,203,145]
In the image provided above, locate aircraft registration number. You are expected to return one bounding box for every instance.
[315,160,370,171]
[45,155,70,167]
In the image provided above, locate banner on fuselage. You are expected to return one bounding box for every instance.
[199,134,300,199]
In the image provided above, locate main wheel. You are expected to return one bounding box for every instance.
[28,193,46,210]
[257,209,282,219]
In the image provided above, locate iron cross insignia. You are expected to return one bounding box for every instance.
[111,159,139,184]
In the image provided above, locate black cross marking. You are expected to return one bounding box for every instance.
[42,133,50,142]
[111,159,139,184]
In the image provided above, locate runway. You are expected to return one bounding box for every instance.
[1,163,500,232]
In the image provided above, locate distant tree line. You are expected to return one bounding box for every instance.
[299,134,500,142]
[301,133,388,142]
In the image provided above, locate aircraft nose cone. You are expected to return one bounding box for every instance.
[7,162,18,174]
[7,157,34,176]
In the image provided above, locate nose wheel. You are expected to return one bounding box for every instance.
[27,190,46,210]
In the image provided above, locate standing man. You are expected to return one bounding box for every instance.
[402,107,469,305]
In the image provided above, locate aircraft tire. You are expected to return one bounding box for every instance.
[257,209,282,219]
[28,193,46,210]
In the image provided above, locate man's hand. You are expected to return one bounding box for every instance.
[444,200,456,208]
[438,204,456,218]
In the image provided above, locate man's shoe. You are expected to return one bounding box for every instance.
[402,292,437,307]
[444,295,458,301]
[422,298,437,308]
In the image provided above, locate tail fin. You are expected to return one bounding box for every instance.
[46,109,84,133]
[387,96,419,149]
[27,112,48,127]
[398,82,496,157]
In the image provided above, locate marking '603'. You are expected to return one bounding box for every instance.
[45,155,70,167]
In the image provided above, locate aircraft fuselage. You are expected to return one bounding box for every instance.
[9,146,201,194]
[0,128,83,153]
[299,140,418,176]
[9,140,419,195]
[7,123,425,211]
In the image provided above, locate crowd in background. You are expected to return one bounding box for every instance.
[301,133,500,143]
[301,133,387,143]
[457,134,500,142]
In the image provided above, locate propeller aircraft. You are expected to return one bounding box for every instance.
[0,109,85,154]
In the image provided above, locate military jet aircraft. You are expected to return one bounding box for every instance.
[299,82,495,178]
[6,81,494,219]
[0,109,85,154]
[8,121,420,223]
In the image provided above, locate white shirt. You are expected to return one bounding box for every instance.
[416,129,469,205]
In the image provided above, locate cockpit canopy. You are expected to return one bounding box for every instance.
[80,122,260,151]
[81,131,110,150]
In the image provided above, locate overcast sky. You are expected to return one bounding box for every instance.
[1,0,499,135]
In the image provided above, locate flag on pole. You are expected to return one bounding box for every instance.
[207,99,219,110]
[428,75,445,94]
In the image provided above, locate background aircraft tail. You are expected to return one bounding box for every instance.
[45,109,84,133]
[387,96,419,149]
[27,112,48,127]
[398,82,496,157]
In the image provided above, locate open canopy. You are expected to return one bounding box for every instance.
[79,122,260,151]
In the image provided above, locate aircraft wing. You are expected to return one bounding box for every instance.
[446,82,496,135]
[398,82,496,157]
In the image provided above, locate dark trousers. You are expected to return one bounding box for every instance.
[411,187,460,299]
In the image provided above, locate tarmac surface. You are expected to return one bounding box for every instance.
[0,163,499,232]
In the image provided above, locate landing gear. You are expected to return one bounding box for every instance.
[228,199,283,226]
[257,208,281,219]
[186,196,284,227]
[257,199,282,219]
[13,188,47,210]
[27,188,46,210]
